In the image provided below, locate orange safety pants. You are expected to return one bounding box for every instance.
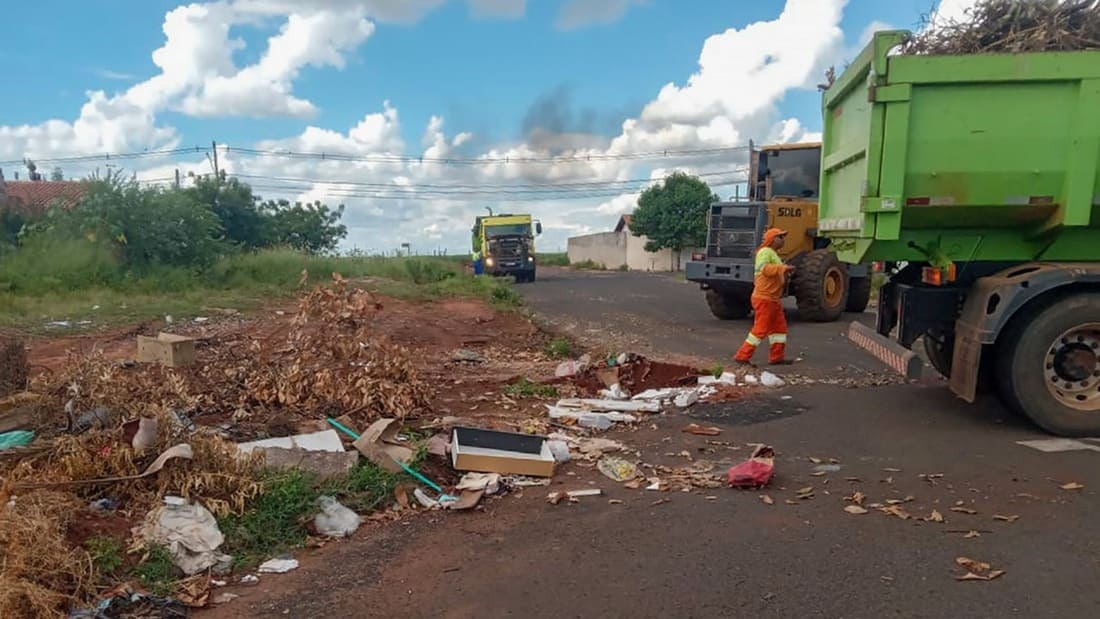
[734,297,788,364]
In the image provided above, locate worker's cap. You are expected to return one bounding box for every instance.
[762,228,788,245]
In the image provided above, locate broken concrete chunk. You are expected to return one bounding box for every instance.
[546,405,637,424]
[261,447,359,479]
[555,398,660,413]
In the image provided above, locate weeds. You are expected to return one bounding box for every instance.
[84,537,124,575]
[505,378,559,398]
[132,544,177,596]
[536,253,569,266]
[571,259,606,270]
[709,364,725,379]
[543,337,574,360]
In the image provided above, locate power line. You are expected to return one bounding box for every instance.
[0,146,209,167]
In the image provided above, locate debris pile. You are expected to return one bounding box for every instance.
[905,0,1100,55]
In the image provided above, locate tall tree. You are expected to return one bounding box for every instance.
[50,167,64,181]
[630,172,717,252]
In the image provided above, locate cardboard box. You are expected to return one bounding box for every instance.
[451,427,555,478]
[137,333,196,367]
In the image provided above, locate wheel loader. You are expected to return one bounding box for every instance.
[685,142,870,322]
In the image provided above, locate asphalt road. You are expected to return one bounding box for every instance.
[207,269,1100,619]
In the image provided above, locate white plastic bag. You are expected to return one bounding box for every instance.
[313,495,360,538]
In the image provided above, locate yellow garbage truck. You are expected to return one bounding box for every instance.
[471,212,542,282]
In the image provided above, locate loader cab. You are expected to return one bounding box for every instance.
[748,142,822,259]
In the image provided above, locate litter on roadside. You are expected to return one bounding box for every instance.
[597,456,638,482]
[451,426,555,477]
[136,497,232,575]
[313,496,360,538]
[555,354,592,378]
[546,405,638,425]
[681,423,722,436]
[556,398,661,413]
[258,558,299,574]
[237,429,345,454]
[547,488,602,504]
[456,472,502,495]
[727,445,776,489]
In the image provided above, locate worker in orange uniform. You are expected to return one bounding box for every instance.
[734,228,795,365]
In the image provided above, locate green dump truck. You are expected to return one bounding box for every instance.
[821,30,1100,436]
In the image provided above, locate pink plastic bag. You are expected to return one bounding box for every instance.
[727,445,776,488]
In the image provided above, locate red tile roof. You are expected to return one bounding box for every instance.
[1,181,88,213]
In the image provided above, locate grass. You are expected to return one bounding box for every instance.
[84,536,124,575]
[218,461,408,567]
[133,544,178,596]
[0,249,523,330]
[504,377,559,398]
[543,337,574,360]
[536,253,569,267]
[709,364,725,378]
[570,259,606,270]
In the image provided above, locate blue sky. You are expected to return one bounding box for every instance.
[0,0,961,253]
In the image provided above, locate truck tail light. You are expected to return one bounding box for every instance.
[921,264,956,286]
[691,252,705,261]
[872,261,884,273]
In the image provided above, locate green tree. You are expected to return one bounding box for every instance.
[50,167,64,181]
[185,175,269,249]
[630,172,717,252]
[261,199,348,254]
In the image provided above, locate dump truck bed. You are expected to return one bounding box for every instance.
[819,31,1100,265]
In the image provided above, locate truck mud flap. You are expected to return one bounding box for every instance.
[847,322,922,380]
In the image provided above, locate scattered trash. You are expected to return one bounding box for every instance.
[15,443,194,490]
[547,489,602,504]
[955,557,1004,582]
[328,418,416,474]
[993,514,1020,523]
[760,495,774,505]
[608,499,623,505]
[950,506,978,515]
[599,383,629,400]
[571,436,626,460]
[426,433,451,457]
[414,488,441,508]
[813,464,842,473]
[0,429,34,450]
[258,558,299,574]
[555,398,660,413]
[796,486,815,500]
[451,426,555,477]
[89,498,119,512]
[445,489,486,510]
[1059,481,1085,490]
[546,405,637,427]
[727,445,776,489]
[456,472,502,495]
[597,456,638,482]
[880,505,911,520]
[314,496,361,538]
[927,509,945,523]
[645,478,663,491]
[240,574,260,585]
[760,371,785,388]
[964,530,981,539]
[845,491,866,505]
[555,354,592,378]
[651,498,670,506]
[137,497,232,575]
[238,429,345,455]
[212,592,239,605]
[698,372,738,386]
[547,439,571,463]
[681,423,722,436]
[845,505,869,515]
[743,374,759,385]
[131,417,159,450]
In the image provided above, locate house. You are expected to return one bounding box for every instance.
[0,168,88,215]
[567,214,696,272]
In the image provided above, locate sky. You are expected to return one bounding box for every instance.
[0,0,977,254]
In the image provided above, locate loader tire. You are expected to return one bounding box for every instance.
[705,288,751,320]
[845,276,872,313]
[996,292,1100,437]
[794,249,847,323]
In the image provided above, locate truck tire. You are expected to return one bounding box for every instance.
[923,334,953,378]
[845,276,872,313]
[996,292,1100,437]
[705,289,751,320]
[794,249,848,322]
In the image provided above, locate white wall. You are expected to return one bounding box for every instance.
[568,231,694,272]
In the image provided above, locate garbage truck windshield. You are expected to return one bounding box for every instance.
[485,224,531,237]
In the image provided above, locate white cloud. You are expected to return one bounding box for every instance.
[94,69,138,81]
[929,0,980,26]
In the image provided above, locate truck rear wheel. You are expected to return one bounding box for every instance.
[996,292,1100,437]
[846,276,872,313]
[705,289,751,320]
[794,249,847,322]
[923,333,953,378]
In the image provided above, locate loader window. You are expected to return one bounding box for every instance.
[763,147,821,200]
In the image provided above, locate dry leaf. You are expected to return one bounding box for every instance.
[955,557,991,573]
[927,509,944,523]
[809,457,822,464]
[1060,482,1084,490]
[760,495,774,505]
[886,499,904,505]
[785,499,798,505]
[955,500,965,506]
[608,499,623,505]
[951,506,978,515]
[987,570,1005,580]
[881,476,894,484]
[651,498,670,506]
[964,530,981,539]
[796,487,814,495]
[845,505,869,515]
[993,514,1019,523]
[810,471,827,477]
[883,467,902,473]
[845,477,862,482]
[880,505,911,520]
[956,572,989,582]
[845,491,866,505]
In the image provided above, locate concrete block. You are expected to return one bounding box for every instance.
[137,333,196,368]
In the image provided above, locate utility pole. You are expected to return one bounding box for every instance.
[174,168,181,189]
[211,140,220,180]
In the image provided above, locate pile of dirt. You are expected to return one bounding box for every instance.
[905,0,1100,55]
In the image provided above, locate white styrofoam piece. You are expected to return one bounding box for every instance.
[237,429,345,454]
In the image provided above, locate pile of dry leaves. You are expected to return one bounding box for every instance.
[905,0,1100,54]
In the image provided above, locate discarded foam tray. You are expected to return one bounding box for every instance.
[451,426,555,478]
